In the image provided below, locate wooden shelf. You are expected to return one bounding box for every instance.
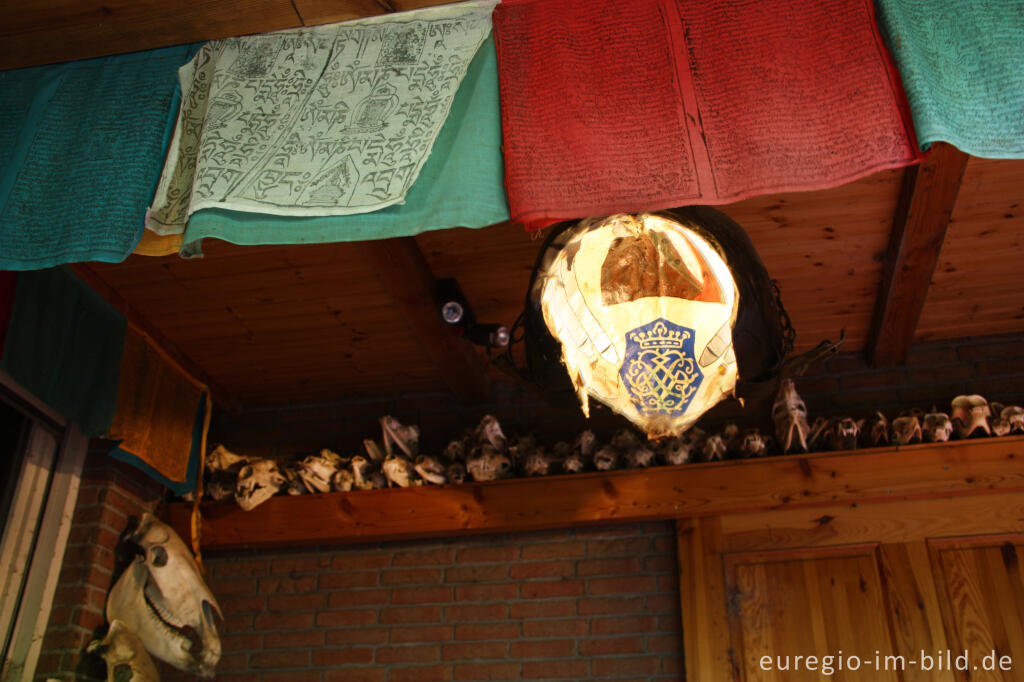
[167,436,1024,551]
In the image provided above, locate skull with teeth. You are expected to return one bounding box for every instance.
[891,413,922,445]
[1002,405,1024,434]
[772,379,811,453]
[414,454,447,484]
[739,429,769,458]
[297,448,344,493]
[235,458,286,511]
[466,444,513,481]
[106,514,222,677]
[592,445,619,471]
[951,394,992,438]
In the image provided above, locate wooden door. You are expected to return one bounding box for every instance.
[679,493,1024,681]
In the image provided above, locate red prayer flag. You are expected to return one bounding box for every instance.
[493,0,922,230]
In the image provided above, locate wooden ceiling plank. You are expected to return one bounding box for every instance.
[360,237,492,402]
[70,263,241,413]
[867,143,970,367]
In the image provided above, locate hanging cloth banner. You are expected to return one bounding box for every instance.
[0,268,125,436]
[146,0,499,251]
[107,327,206,492]
[493,0,923,231]
[138,35,508,257]
[874,0,1024,158]
[0,45,196,269]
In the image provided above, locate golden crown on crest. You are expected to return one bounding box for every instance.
[627,320,691,350]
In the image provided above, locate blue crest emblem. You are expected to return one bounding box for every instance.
[619,319,703,417]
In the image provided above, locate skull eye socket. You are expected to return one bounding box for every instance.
[239,465,253,479]
[499,460,510,472]
[151,545,168,567]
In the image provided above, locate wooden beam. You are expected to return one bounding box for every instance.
[867,142,970,366]
[166,435,1024,550]
[360,237,492,402]
[70,264,240,413]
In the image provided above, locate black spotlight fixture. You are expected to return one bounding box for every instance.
[436,279,509,349]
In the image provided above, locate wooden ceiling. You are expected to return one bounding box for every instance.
[6,0,1024,411]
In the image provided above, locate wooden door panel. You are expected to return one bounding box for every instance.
[727,547,901,681]
[930,539,1024,682]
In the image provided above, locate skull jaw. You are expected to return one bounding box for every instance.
[107,559,221,678]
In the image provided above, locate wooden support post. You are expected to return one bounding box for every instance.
[867,142,969,366]
[361,237,492,403]
[70,263,240,413]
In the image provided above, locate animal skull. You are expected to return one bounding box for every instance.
[702,433,727,461]
[892,414,922,445]
[592,445,620,471]
[951,394,991,438]
[381,416,420,457]
[739,429,769,458]
[1003,405,1024,433]
[297,449,344,493]
[474,415,507,452]
[414,454,447,484]
[235,458,286,510]
[922,411,953,442]
[87,619,160,682]
[466,445,512,481]
[772,379,810,453]
[106,514,222,678]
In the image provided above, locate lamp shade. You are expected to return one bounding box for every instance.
[528,207,787,438]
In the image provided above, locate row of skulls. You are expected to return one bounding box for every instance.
[207,384,1024,512]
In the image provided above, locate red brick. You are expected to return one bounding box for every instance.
[520,579,584,599]
[391,586,453,604]
[261,672,316,682]
[380,605,443,624]
[592,656,659,676]
[647,555,676,572]
[454,623,520,641]
[392,547,456,565]
[509,599,577,619]
[520,541,586,560]
[267,593,325,611]
[579,636,646,655]
[521,619,588,638]
[575,524,649,538]
[521,660,589,678]
[376,644,441,663]
[218,595,265,613]
[444,603,507,622]
[319,571,379,589]
[650,633,683,653]
[509,639,575,658]
[223,613,255,632]
[381,568,443,585]
[444,564,508,583]
[906,345,959,367]
[454,584,518,602]
[250,650,310,668]
[328,588,389,606]
[645,593,681,612]
[576,557,643,576]
[254,610,317,630]
[839,369,908,390]
[587,576,657,595]
[315,609,378,627]
[264,630,324,648]
[214,559,270,578]
[324,668,388,682]
[590,615,658,635]
[325,627,388,646]
[658,613,683,633]
[313,647,374,666]
[585,537,652,556]
[662,655,683,674]
[257,575,319,594]
[443,641,508,661]
[389,625,454,643]
[390,665,453,682]
[509,560,575,579]
[453,662,521,680]
[271,556,331,573]
[331,553,391,570]
[221,632,262,651]
[456,546,518,563]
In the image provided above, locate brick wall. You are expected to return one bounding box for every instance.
[35,443,163,682]
[154,523,682,682]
